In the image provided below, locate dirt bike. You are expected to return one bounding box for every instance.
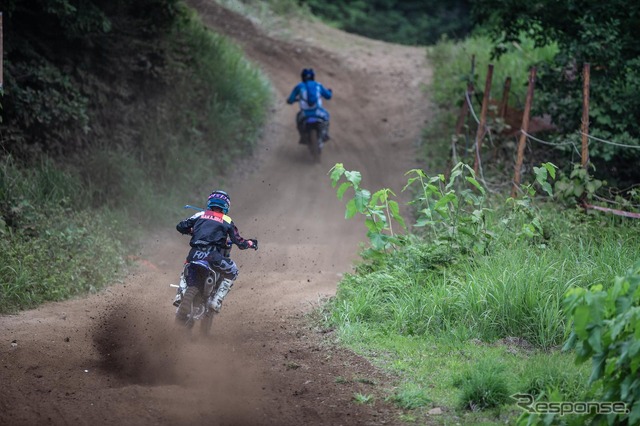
[172,235,233,335]
[301,116,328,162]
[172,259,221,335]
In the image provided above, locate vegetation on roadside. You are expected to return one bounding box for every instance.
[0,1,271,313]
[300,0,472,46]
[326,160,639,424]
[324,4,640,418]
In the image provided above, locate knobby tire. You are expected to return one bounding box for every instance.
[308,128,321,162]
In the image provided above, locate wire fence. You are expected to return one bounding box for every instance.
[450,62,640,219]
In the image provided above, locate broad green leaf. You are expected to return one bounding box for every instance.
[329,163,345,186]
[573,305,591,339]
[465,176,485,194]
[367,231,386,251]
[589,352,606,383]
[345,170,362,188]
[336,182,351,200]
[587,326,602,352]
[354,189,371,212]
[543,162,557,179]
[345,198,357,219]
[630,400,640,425]
[388,200,406,230]
[541,182,553,196]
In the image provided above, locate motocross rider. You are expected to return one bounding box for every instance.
[175,190,258,312]
[286,67,333,144]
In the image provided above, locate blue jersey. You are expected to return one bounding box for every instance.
[287,81,332,120]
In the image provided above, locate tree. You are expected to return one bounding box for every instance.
[302,0,472,45]
[472,0,640,185]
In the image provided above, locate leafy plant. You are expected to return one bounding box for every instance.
[561,261,640,424]
[329,163,407,252]
[405,162,493,256]
[554,163,605,204]
[506,162,557,240]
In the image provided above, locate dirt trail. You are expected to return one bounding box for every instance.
[0,2,433,425]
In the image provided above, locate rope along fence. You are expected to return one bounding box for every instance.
[451,62,640,219]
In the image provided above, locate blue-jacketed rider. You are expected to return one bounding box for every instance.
[175,190,258,312]
[286,68,332,144]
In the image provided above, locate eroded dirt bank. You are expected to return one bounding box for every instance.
[0,2,433,425]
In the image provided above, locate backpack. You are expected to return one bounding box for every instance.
[304,81,318,108]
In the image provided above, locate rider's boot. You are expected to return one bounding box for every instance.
[209,278,233,313]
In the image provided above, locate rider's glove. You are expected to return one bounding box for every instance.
[246,239,258,250]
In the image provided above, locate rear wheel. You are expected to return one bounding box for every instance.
[175,286,200,328]
[308,127,321,162]
[200,311,215,335]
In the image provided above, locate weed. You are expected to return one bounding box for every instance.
[353,393,375,405]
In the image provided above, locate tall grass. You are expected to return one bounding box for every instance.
[0,157,127,312]
[422,34,558,173]
[331,219,640,350]
[427,33,558,109]
[0,5,271,313]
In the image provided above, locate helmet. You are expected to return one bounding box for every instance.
[207,190,231,214]
[301,68,315,82]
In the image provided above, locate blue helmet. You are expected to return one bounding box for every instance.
[301,68,315,82]
[207,190,230,213]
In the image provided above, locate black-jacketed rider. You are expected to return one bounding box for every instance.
[175,190,257,312]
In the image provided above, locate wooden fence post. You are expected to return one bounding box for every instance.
[581,63,591,169]
[500,77,511,118]
[511,67,537,198]
[473,64,494,175]
[447,55,476,179]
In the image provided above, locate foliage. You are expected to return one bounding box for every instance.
[0,156,128,313]
[471,0,640,184]
[454,359,511,411]
[0,1,271,312]
[325,157,639,422]
[329,163,407,253]
[353,393,375,405]
[1,0,183,157]
[561,262,640,425]
[301,0,472,45]
[405,162,493,256]
[554,164,605,205]
[427,33,558,110]
[388,383,431,410]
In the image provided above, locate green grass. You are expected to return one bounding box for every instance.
[427,33,558,110]
[321,200,638,423]
[422,33,558,174]
[0,5,271,313]
[331,324,590,424]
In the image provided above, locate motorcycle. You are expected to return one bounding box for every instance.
[171,258,221,335]
[300,116,329,162]
[172,204,233,335]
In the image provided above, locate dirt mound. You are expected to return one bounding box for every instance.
[0,1,434,425]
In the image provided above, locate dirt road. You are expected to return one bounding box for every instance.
[0,2,433,425]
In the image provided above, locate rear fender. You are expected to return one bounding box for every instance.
[185,261,220,297]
